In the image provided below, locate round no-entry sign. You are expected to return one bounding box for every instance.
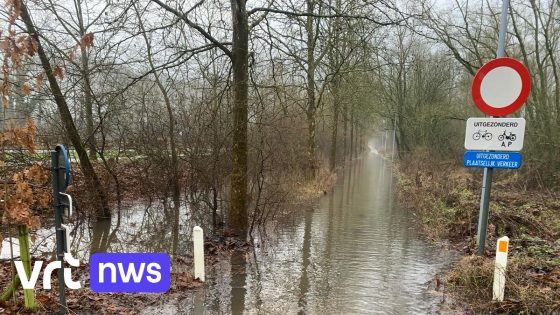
[471,57,531,116]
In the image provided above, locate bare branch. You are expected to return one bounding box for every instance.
[150,0,232,58]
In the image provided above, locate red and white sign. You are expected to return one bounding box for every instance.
[471,57,531,116]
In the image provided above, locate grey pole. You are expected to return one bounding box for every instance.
[51,149,67,313]
[476,0,510,256]
[496,0,510,58]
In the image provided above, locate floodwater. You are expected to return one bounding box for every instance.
[1,151,455,314]
[145,152,456,314]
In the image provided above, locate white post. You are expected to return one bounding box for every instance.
[492,236,509,302]
[193,226,205,282]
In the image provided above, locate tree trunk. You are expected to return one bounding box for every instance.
[136,5,181,212]
[76,3,97,162]
[0,275,20,301]
[20,2,110,218]
[229,0,249,239]
[342,101,347,163]
[81,47,96,160]
[306,0,317,179]
[349,105,354,160]
[329,78,340,171]
[306,109,316,177]
[18,225,37,310]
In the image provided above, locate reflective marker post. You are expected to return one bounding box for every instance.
[476,0,510,256]
[492,236,509,301]
[193,226,205,282]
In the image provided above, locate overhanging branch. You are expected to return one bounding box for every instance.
[150,0,232,58]
[247,7,409,26]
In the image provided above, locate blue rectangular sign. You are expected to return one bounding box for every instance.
[90,253,170,293]
[464,151,522,169]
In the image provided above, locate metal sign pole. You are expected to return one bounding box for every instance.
[477,0,510,256]
[51,148,67,314]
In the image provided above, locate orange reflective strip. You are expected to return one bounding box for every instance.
[498,240,508,253]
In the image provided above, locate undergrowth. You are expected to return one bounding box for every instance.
[396,148,560,314]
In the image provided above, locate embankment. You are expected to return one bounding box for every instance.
[396,149,560,313]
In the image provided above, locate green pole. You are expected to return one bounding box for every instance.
[18,225,37,310]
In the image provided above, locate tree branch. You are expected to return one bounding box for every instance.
[247,7,408,26]
[149,0,232,58]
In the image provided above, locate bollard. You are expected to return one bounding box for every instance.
[193,226,205,282]
[492,236,509,302]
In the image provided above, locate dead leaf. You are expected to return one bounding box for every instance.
[0,39,9,51]
[23,36,37,56]
[81,32,94,48]
[52,65,64,80]
[21,83,30,95]
[68,49,76,62]
[35,72,44,90]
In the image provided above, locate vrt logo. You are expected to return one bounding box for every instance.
[15,253,82,289]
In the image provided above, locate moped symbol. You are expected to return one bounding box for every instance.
[498,130,516,141]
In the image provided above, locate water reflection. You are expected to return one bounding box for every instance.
[230,251,247,314]
[90,218,112,253]
[297,207,312,314]
[0,152,456,314]
[192,153,454,314]
[0,200,196,261]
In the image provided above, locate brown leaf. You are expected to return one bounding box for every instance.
[6,0,22,24]
[29,216,40,229]
[21,83,30,95]
[52,65,64,80]
[68,49,76,62]
[24,164,48,183]
[35,73,44,90]
[23,36,37,56]
[2,95,9,108]
[81,32,94,48]
[0,39,9,51]
[38,193,51,208]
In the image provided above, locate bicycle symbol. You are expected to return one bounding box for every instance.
[472,130,493,141]
[498,130,516,141]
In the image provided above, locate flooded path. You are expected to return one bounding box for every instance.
[147,153,455,314]
[1,152,455,314]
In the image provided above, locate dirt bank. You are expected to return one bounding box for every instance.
[396,149,560,313]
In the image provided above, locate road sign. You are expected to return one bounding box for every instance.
[464,151,522,169]
[465,117,525,151]
[471,57,531,116]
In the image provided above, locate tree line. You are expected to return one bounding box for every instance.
[1,0,558,241]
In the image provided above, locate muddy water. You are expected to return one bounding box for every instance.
[0,152,455,314]
[145,153,455,314]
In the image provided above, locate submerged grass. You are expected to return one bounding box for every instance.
[396,148,560,314]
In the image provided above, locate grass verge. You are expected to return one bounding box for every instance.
[396,148,560,313]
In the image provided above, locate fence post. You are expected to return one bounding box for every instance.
[492,236,509,302]
[193,226,205,282]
